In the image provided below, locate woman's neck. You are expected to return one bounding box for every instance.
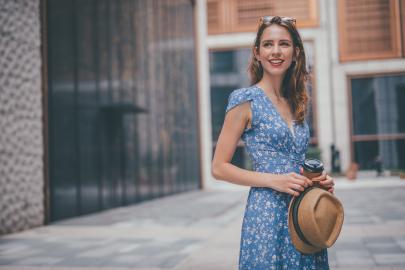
[257,73,284,100]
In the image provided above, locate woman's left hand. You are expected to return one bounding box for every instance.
[312,171,335,194]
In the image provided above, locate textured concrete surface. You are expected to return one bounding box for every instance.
[1,177,405,269]
[0,0,44,234]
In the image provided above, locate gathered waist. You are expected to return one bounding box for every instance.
[249,148,304,172]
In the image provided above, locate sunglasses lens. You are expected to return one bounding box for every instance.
[259,16,296,25]
[261,16,272,24]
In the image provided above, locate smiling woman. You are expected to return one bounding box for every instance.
[211,16,333,269]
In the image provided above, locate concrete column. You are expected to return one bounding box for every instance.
[0,0,44,234]
[311,0,335,171]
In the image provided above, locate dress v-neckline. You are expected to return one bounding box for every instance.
[255,85,296,138]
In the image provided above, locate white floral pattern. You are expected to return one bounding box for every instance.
[226,85,329,270]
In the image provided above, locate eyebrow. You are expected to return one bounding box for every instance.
[261,39,292,43]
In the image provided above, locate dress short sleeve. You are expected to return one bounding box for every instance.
[225,87,255,131]
[225,88,254,113]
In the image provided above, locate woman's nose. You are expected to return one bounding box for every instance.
[270,45,281,55]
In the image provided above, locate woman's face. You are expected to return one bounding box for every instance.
[255,24,295,77]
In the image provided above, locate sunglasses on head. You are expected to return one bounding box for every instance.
[259,16,296,26]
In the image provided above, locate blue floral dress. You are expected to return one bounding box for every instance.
[225,85,329,270]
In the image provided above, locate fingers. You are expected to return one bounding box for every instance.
[284,172,316,197]
[305,178,313,187]
[287,189,300,197]
[290,183,305,192]
[289,177,311,189]
[320,175,335,188]
[292,172,312,187]
[293,172,310,181]
[285,172,335,196]
[312,171,327,181]
[297,176,314,187]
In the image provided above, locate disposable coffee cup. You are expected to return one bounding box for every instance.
[302,158,324,186]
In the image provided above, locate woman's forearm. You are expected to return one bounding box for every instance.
[212,162,280,188]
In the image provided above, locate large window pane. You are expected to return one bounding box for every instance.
[209,51,236,73]
[351,74,405,170]
[352,75,405,135]
[48,0,199,222]
[209,48,250,168]
[354,139,405,170]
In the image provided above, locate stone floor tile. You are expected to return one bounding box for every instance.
[373,253,405,265]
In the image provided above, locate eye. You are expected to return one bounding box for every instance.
[263,42,272,47]
[280,42,291,46]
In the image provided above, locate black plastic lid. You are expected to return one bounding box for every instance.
[302,158,324,173]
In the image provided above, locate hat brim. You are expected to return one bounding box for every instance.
[288,196,325,254]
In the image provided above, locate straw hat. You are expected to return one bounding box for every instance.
[288,186,344,254]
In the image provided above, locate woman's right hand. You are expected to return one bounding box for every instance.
[269,172,312,196]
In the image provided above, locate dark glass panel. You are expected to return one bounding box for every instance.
[48,0,78,220]
[353,141,379,170]
[351,74,405,171]
[351,75,405,135]
[354,139,405,170]
[303,42,316,140]
[396,83,405,133]
[351,78,377,135]
[210,86,237,141]
[47,0,199,222]
[210,51,236,73]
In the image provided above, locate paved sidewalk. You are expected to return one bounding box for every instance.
[1,177,405,270]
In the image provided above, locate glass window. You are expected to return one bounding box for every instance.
[209,49,250,169]
[304,42,316,140]
[352,76,405,135]
[209,51,236,73]
[47,0,199,221]
[354,140,405,170]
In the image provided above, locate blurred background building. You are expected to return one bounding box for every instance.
[1,0,201,234]
[1,0,404,234]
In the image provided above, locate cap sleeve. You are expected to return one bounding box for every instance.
[225,88,254,114]
[225,88,255,132]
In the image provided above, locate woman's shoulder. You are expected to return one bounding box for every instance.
[228,85,258,98]
[226,87,253,111]
[227,85,259,105]
[226,85,258,113]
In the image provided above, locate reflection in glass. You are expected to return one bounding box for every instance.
[352,75,405,135]
[351,74,405,170]
[47,0,199,221]
[354,140,405,170]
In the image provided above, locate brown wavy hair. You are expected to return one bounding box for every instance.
[248,16,309,124]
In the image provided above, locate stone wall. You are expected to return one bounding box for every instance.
[0,0,44,234]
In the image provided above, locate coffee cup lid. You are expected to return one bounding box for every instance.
[302,159,324,173]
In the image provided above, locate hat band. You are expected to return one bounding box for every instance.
[292,187,316,247]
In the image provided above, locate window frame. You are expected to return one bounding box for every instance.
[347,71,405,163]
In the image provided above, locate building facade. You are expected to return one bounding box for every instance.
[203,0,405,189]
[0,0,202,234]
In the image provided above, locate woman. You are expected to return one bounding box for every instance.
[211,16,335,269]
